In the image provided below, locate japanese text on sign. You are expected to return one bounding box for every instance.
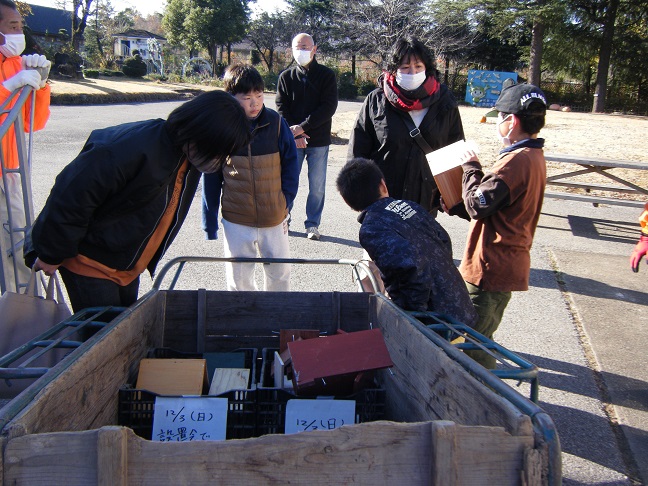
[152,396,228,441]
[284,399,356,434]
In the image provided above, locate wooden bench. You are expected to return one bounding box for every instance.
[544,153,648,208]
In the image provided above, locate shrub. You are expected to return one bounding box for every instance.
[121,54,147,78]
[358,80,377,96]
[337,71,358,100]
[262,71,278,91]
[83,69,100,79]
[147,73,168,82]
[100,69,125,77]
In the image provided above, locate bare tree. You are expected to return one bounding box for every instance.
[70,0,95,51]
[247,12,291,73]
[332,0,476,69]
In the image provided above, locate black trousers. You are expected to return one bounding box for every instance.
[59,267,140,313]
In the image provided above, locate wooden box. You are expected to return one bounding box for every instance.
[288,328,393,395]
[0,291,560,485]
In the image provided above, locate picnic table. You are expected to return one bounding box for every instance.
[544,153,648,208]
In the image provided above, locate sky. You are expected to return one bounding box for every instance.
[25,0,288,18]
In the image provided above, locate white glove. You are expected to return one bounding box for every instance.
[21,54,49,68]
[3,69,42,92]
[21,54,51,88]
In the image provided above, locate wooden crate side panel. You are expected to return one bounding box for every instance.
[4,423,535,485]
[162,291,371,352]
[430,421,535,485]
[3,293,166,439]
[371,296,533,438]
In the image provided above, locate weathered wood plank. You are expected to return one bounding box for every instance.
[4,422,534,485]
[431,421,458,485]
[97,427,128,486]
[450,425,533,484]
[371,295,533,438]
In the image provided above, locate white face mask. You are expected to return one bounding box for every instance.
[293,49,312,67]
[496,113,514,147]
[396,70,427,91]
[0,33,25,58]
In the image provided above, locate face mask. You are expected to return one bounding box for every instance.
[396,71,427,91]
[0,33,25,58]
[496,113,514,147]
[293,49,312,67]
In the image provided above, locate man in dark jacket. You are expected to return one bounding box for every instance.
[336,157,477,326]
[27,91,251,312]
[276,32,338,240]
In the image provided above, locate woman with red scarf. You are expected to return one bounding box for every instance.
[347,36,465,215]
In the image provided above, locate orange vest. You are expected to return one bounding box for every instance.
[640,202,648,235]
[0,54,51,172]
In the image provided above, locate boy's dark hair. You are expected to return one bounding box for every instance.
[386,35,438,80]
[223,64,264,95]
[501,101,546,135]
[516,101,546,135]
[337,158,385,211]
[166,90,251,172]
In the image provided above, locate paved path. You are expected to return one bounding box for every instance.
[28,97,648,485]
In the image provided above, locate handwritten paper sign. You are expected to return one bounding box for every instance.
[152,396,228,442]
[426,140,480,208]
[284,399,356,434]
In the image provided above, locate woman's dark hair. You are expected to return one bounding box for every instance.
[386,36,438,79]
[337,158,385,211]
[165,91,251,172]
[223,64,264,95]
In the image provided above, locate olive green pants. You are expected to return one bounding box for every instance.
[464,282,512,369]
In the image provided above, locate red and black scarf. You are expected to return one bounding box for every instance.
[382,71,440,112]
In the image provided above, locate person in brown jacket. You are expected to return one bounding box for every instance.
[202,64,299,290]
[450,83,548,369]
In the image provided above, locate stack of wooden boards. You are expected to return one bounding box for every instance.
[136,349,253,396]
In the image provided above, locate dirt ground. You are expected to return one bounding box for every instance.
[332,105,648,201]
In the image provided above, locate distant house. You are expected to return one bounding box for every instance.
[112,30,166,61]
[25,4,75,51]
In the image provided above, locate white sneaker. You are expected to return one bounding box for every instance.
[306,227,320,240]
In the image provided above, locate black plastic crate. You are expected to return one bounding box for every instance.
[118,387,256,440]
[118,347,258,440]
[256,348,386,436]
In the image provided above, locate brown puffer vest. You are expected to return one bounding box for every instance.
[221,107,287,228]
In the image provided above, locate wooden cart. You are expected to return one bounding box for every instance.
[0,289,561,485]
